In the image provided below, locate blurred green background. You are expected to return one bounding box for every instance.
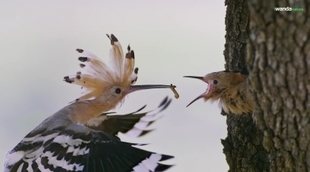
[0,0,227,171]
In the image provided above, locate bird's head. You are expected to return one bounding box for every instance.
[184,71,246,107]
[64,34,178,110]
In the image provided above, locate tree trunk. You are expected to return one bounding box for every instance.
[222,0,309,172]
[222,0,269,171]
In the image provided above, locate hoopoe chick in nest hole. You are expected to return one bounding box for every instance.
[5,34,179,172]
[185,71,254,115]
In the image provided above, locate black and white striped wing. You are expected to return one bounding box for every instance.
[5,128,173,172]
[87,97,172,137]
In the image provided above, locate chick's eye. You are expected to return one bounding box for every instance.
[115,88,121,94]
[213,80,218,84]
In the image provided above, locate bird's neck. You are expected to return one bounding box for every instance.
[67,100,117,124]
[220,81,253,114]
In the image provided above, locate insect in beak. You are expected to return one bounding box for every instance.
[129,84,179,99]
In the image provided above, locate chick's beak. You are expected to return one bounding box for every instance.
[128,84,179,99]
[186,94,205,107]
[183,76,204,81]
[184,75,211,107]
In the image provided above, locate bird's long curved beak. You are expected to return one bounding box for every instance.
[184,75,208,107]
[129,84,179,99]
[183,76,204,80]
[186,94,204,107]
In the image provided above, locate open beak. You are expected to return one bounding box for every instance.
[129,84,179,99]
[184,75,209,107]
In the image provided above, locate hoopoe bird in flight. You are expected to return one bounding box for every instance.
[5,34,179,172]
[185,71,254,115]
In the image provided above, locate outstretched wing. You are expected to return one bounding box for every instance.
[84,135,173,172]
[87,97,172,137]
[5,127,173,172]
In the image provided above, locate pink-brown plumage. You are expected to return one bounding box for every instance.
[185,71,254,115]
[63,34,178,123]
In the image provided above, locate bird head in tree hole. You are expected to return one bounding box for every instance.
[185,71,254,115]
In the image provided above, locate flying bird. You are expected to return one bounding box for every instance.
[5,34,178,172]
[185,71,254,115]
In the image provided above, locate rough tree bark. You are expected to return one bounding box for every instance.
[222,0,269,171]
[222,0,309,172]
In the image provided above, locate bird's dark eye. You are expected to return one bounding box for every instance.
[115,88,121,94]
[213,80,218,84]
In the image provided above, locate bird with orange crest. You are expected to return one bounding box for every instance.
[5,34,179,172]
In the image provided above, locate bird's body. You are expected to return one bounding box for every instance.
[185,71,254,115]
[6,98,173,172]
[5,34,177,172]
